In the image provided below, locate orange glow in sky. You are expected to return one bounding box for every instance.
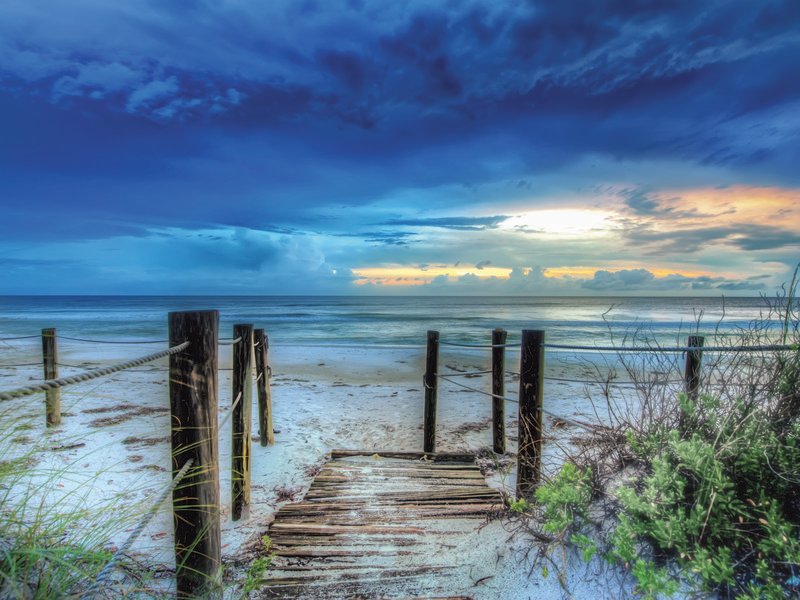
[351,185,799,289]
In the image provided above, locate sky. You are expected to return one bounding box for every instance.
[1,0,799,296]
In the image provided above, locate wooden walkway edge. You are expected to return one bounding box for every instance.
[255,450,504,599]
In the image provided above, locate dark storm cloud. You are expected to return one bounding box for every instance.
[0,0,797,242]
[580,269,765,292]
[623,223,800,254]
[0,0,798,294]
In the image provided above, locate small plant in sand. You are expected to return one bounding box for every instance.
[513,273,800,598]
[242,534,274,594]
[0,402,167,598]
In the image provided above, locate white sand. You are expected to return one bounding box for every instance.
[0,340,639,598]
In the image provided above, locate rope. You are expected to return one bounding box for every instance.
[543,343,797,353]
[0,342,189,401]
[437,373,598,432]
[541,375,682,387]
[219,391,243,430]
[57,361,158,370]
[439,341,515,349]
[0,335,39,341]
[0,362,41,368]
[440,368,493,377]
[86,458,194,597]
[219,337,242,346]
[57,336,169,344]
[436,373,518,403]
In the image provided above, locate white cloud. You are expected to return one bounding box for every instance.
[53,61,142,98]
[125,76,179,113]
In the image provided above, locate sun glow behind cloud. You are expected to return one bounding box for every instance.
[352,264,720,287]
[348,184,800,291]
[353,265,513,286]
[499,209,615,236]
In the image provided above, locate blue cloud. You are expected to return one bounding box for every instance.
[0,0,798,293]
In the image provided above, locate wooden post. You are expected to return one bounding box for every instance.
[168,310,220,598]
[516,330,544,499]
[231,324,253,521]
[492,328,507,454]
[254,329,274,447]
[41,328,60,427]
[423,330,439,453]
[684,335,704,402]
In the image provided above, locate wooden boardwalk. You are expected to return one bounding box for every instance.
[256,450,505,599]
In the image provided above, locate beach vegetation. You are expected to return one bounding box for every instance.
[0,403,169,598]
[518,274,800,598]
[242,535,274,594]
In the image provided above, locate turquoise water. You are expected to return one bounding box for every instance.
[0,295,779,347]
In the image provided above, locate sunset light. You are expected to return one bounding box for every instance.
[1,3,799,598]
[500,209,615,237]
[0,2,796,298]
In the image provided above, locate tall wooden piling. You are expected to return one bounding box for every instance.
[684,335,704,403]
[254,329,274,447]
[423,330,440,453]
[231,324,253,521]
[516,329,544,499]
[41,328,60,427]
[168,310,221,597]
[491,328,507,454]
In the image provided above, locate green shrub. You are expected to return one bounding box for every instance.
[528,278,800,597]
[539,390,800,597]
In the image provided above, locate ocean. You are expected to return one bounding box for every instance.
[0,295,781,348]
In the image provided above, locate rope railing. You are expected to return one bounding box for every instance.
[439,340,515,349]
[86,458,194,598]
[539,373,682,386]
[56,361,160,371]
[436,373,516,403]
[438,337,797,354]
[0,313,274,596]
[440,367,493,377]
[57,335,169,344]
[219,391,243,430]
[436,373,598,432]
[543,342,797,353]
[543,375,663,387]
[0,341,190,401]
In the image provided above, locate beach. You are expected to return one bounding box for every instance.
[0,335,650,598]
[0,295,771,597]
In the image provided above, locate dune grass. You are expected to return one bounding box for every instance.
[512,278,800,598]
[0,390,178,598]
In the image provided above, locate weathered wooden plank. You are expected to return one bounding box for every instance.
[276,501,499,515]
[269,564,454,573]
[274,547,418,557]
[315,470,485,480]
[256,452,502,599]
[272,506,500,522]
[322,462,479,471]
[272,536,422,547]
[276,502,501,516]
[305,480,488,492]
[270,523,426,535]
[304,489,500,502]
[330,449,476,462]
